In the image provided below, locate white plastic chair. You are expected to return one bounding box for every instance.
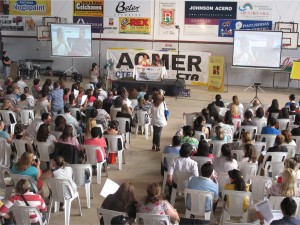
[70,108,82,121]
[0,137,12,167]
[97,208,128,224]
[248,175,272,203]
[12,205,46,225]
[0,165,13,200]
[161,154,179,193]
[269,196,300,219]
[238,125,257,140]
[264,161,284,178]
[104,134,125,170]
[85,83,94,90]
[292,136,300,153]
[46,178,82,225]
[11,139,32,159]
[190,156,213,175]
[283,144,297,159]
[253,142,267,156]
[209,140,227,157]
[219,108,229,117]
[259,134,277,150]
[194,131,206,141]
[221,190,252,223]
[238,162,258,183]
[255,120,267,135]
[136,213,171,225]
[232,150,244,162]
[18,109,34,126]
[81,144,108,184]
[217,172,229,195]
[0,110,17,133]
[34,141,52,165]
[259,152,287,176]
[110,108,121,121]
[184,113,197,126]
[70,164,93,208]
[135,110,151,139]
[277,118,290,131]
[184,188,214,220]
[170,171,192,206]
[116,117,131,144]
[10,174,38,193]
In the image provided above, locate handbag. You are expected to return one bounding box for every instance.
[163,102,169,120]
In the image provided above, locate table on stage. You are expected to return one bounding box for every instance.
[26,59,53,74]
[271,70,291,88]
[133,66,167,81]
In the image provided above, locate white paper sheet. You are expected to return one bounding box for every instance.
[100,178,119,198]
[256,199,274,223]
[73,89,79,98]
[80,95,87,106]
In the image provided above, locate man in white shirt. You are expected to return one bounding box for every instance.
[62,105,82,134]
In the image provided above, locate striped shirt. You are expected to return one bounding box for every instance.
[0,192,47,223]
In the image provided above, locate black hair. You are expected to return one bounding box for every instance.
[269,117,277,126]
[33,79,40,86]
[20,94,26,101]
[244,110,253,120]
[281,197,298,216]
[289,94,296,101]
[290,103,296,111]
[193,116,206,131]
[201,162,214,178]
[182,125,195,137]
[295,114,300,125]
[90,108,98,118]
[195,140,210,157]
[69,94,75,104]
[207,103,219,117]
[215,94,222,101]
[114,96,123,108]
[179,143,193,158]
[281,108,289,119]
[224,110,233,125]
[111,215,129,225]
[91,127,102,138]
[64,105,70,113]
[270,99,279,111]
[6,86,13,94]
[144,93,150,101]
[255,107,264,118]
[109,120,119,130]
[221,144,233,161]
[228,169,246,191]
[172,135,181,146]
[41,113,50,121]
[53,81,59,89]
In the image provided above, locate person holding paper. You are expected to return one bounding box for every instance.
[139,54,150,66]
[257,197,300,225]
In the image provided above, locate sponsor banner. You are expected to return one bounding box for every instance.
[185,18,219,25]
[208,56,225,92]
[237,2,273,20]
[185,1,237,19]
[73,0,103,17]
[184,25,218,36]
[106,49,211,85]
[103,0,152,33]
[218,20,272,37]
[159,2,176,35]
[9,0,51,16]
[119,17,150,34]
[0,15,24,31]
[73,16,103,33]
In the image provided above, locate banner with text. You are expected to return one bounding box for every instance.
[159,2,176,35]
[218,20,272,37]
[106,49,211,85]
[0,15,24,31]
[9,0,51,16]
[119,17,151,34]
[237,1,273,20]
[208,56,225,92]
[103,0,152,34]
[73,0,103,33]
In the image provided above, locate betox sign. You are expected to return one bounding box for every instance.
[116,1,140,13]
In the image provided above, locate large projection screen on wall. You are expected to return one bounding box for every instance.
[51,24,92,57]
[232,30,283,68]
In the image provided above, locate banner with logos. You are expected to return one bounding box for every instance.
[103,0,152,34]
[0,15,24,31]
[237,2,273,21]
[119,17,150,34]
[208,56,225,92]
[218,20,272,37]
[184,1,237,36]
[9,0,51,16]
[106,49,211,85]
[159,2,176,35]
[73,0,103,33]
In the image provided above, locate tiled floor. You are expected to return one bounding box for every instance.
[1,76,297,224]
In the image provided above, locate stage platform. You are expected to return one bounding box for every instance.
[112,79,185,96]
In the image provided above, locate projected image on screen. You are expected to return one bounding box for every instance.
[51,24,92,57]
[232,31,283,68]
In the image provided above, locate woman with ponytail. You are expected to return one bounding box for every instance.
[224,169,250,210]
[180,125,199,151]
[137,183,179,223]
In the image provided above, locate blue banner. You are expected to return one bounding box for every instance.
[73,16,103,33]
[218,19,272,37]
[185,1,237,19]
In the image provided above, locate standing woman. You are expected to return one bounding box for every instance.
[90,63,99,87]
[150,92,167,151]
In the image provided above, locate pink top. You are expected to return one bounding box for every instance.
[58,137,81,151]
[84,138,107,162]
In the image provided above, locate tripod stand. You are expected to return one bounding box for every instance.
[174,25,185,99]
[250,83,264,103]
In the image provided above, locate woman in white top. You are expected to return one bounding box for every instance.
[228,95,244,115]
[281,129,297,146]
[36,124,57,158]
[213,144,238,174]
[150,92,167,151]
[90,63,99,87]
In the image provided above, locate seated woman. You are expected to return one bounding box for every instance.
[58,124,81,151]
[1,99,19,113]
[93,100,111,128]
[16,94,30,109]
[0,179,47,224]
[242,143,257,163]
[104,120,121,136]
[110,96,123,119]
[281,129,296,146]
[102,183,137,224]
[241,110,256,126]
[137,183,179,223]
[116,104,133,131]
[180,125,199,151]
[36,124,57,159]
[230,104,241,119]
[224,169,250,211]
[227,95,244,115]
[85,108,98,139]
[84,127,107,162]
[284,158,300,179]
[213,144,238,174]
[163,135,181,155]
[268,168,299,197]
[252,107,267,124]
[193,139,214,158]
[86,89,96,104]
[211,125,228,142]
[193,115,209,139]
[14,124,31,142]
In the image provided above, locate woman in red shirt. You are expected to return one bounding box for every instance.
[84,127,106,162]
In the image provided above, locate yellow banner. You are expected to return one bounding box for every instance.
[208,56,225,92]
[9,0,51,16]
[73,0,103,17]
[290,61,300,80]
[119,17,151,34]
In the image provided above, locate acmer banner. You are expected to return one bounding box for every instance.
[106,49,211,85]
[9,0,51,16]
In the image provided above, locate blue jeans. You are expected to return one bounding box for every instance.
[51,106,64,117]
[3,66,10,80]
[153,126,163,148]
